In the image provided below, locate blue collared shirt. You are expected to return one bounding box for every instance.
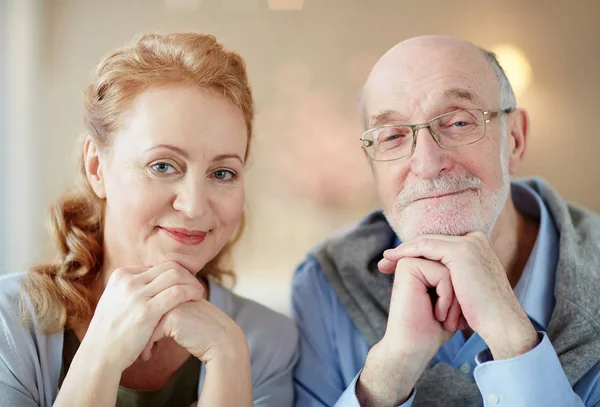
[292,180,600,406]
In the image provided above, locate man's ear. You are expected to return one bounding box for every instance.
[506,108,530,175]
[83,137,106,199]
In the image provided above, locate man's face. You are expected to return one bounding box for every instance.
[363,38,513,241]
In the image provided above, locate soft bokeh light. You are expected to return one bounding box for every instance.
[346,53,378,86]
[164,0,202,12]
[259,57,377,210]
[492,44,533,98]
[266,88,376,210]
[274,59,313,95]
[268,0,305,11]
[223,0,260,11]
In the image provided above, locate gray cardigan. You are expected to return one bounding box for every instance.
[0,273,298,407]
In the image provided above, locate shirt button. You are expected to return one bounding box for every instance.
[488,394,500,404]
[460,362,471,374]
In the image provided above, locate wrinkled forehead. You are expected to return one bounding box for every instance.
[363,40,499,127]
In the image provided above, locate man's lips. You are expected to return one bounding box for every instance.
[413,189,470,203]
[160,227,207,246]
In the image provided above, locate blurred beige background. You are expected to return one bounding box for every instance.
[2,0,599,313]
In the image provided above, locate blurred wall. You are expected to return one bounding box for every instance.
[2,0,44,282]
[0,0,6,277]
[3,0,600,312]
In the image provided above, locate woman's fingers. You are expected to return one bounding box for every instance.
[142,262,202,298]
[148,284,203,317]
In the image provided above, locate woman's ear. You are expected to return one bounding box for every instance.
[83,137,106,199]
[507,108,530,175]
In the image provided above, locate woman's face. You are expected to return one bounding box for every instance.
[90,85,247,274]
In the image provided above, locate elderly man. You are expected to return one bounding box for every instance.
[292,36,600,407]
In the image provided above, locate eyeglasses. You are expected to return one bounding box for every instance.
[360,108,513,162]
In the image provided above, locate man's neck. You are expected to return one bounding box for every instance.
[490,194,540,288]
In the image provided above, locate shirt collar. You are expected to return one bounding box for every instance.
[511,180,559,330]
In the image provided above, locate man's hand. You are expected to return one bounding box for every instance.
[380,232,539,360]
[357,257,463,406]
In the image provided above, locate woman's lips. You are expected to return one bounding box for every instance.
[160,227,207,246]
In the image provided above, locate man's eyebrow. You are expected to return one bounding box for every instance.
[369,110,405,128]
[368,88,483,129]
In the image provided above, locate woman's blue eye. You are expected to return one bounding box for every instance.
[151,162,176,174]
[214,169,235,181]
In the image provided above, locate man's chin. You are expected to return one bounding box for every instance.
[389,211,481,241]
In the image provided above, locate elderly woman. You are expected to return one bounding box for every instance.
[0,33,297,407]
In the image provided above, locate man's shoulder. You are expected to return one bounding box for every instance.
[522,177,600,251]
[291,209,393,308]
[291,255,337,303]
[307,210,392,272]
[311,210,388,251]
[523,178,600,324]
[517,177,600,220]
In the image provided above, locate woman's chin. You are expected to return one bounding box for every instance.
[145,253,207,275]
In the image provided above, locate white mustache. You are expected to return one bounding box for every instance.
[395,174,482,209]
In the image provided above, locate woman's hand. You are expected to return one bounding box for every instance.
[55,261,204,407]
[83,261,204,371]
[143,298,248,364]
[143,297,253,407]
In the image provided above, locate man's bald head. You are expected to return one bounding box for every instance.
[360,36,515,129]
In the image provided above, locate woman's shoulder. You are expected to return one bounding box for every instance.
[208,281,298,376]
[0,272,27,319]
[0,272,31,359]
[209,280,297,342]
[0,272,61,346]
[0,272,45,333]
[0,272,64,349]
[0,273,63,405]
